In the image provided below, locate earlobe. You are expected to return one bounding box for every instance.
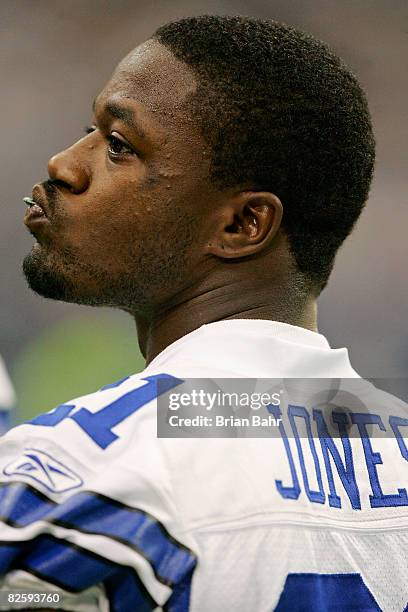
[207,191,283,259]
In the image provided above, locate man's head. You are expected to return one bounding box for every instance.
[23,15,375,316]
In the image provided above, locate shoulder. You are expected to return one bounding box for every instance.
[0,371,183,499]
[0,371,197,607]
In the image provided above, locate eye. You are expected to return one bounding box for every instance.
[106,133,135,157]
[83,126,136,159]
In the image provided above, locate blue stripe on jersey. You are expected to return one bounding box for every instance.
[105,565,157,612]
[0,536,157,610]
[0,542,21,573]
[0,482,197,588]
[23,535,117,591]
[163,568,194,612]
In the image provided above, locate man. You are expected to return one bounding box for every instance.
[0,15,407,612]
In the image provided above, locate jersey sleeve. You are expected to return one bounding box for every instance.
[0,374,197,611]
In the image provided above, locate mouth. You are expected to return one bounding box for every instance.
[23,197,46,218]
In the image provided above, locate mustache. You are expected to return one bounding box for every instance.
[40,180,62,213]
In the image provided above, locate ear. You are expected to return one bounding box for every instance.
[206,191,283,259]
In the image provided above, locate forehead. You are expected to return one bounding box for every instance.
[95,40,212,189]
[99,40,198,121]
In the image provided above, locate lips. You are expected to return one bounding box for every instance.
[23,197,46,218]
[26,185,49,215]
[23,187,50,232]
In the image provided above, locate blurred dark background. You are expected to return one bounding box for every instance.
[1,0,407,421]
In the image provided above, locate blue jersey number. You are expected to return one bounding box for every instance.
[30,374,181,449]
[275,573,382,611]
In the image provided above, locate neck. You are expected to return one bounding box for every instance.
[133,279,317,365]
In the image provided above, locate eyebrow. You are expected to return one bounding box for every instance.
[92,98,147,140]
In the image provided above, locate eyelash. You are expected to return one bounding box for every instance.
[84,125,135,158]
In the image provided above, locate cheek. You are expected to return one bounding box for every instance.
[53,160,205,272]
[58,182,143,255]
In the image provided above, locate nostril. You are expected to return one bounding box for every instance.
[46,178,80,195]
[53,179,72,191]
[43,179,71,197]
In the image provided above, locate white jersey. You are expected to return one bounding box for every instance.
[0,320,407,611]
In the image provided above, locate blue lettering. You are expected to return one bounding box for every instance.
[389,416,408,461]
[288,405,325,504]
[313,410,361,510]
[351,413,408,508]
[268,404,301,500]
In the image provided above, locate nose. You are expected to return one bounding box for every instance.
[47,141,90,194]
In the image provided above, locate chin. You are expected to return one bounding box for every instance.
[22,246,123,307]
[22,248,75,302]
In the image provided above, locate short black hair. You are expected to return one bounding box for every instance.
[154,15,375,291]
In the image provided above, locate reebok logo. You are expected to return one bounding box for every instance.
[3,448,83,493]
